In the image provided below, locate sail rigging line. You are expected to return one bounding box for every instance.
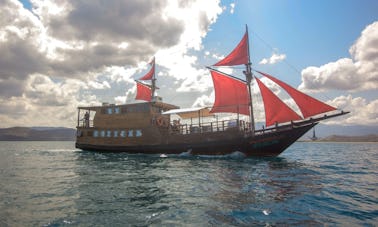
[206,66,250,119]
[206,66,247,83]
[255,76,302,127]
[255,70,337,119]
[208,68,250,116]
[213,30,249,66]
[138,60,155,80]
[138,56,156,101]
[248,25,337,103]
[244,24,255,134]
[210,25,255,134]
[248,27,302,76]
[248,27,335,105]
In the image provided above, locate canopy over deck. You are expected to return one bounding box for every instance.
[162,107,214,119]
[78,101,178,112]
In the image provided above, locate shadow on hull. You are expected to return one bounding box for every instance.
[76,123,315,157]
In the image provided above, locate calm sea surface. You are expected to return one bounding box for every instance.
[0,141,377,226]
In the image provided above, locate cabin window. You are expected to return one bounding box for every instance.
[136,130,142,137]
[114,107,120,114]
[106,130,112,137]
[138,105,149,112]
[100,130,105,137]
[107,108,113,114]
[114,130,118,137]
[93,130,99,137]
[136,105,150,112]
[120,130,126,137]
[121,107,128,113]
[128,106,136,112]
[128,130,134,137]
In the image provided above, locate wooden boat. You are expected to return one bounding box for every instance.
[75,26,348,156]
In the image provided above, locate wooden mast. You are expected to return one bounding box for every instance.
[151,57,156,101]
[243,25,255,134]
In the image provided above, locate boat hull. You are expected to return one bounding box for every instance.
[75,123,315,157]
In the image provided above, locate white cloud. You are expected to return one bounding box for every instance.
[210,52,224,61]
[324,95,378,126]
[0,0,188,86]
[3,0,373,129]
[230,3,235,14]
[192,92,214,107]
[114,96,127,104]
[87,81,111,90]
[155,0,223,94]
[299,21,378,92]
[0,0,224,127]
[259,53,286,65]
[0,73,96,127]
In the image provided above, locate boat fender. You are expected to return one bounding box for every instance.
[157,117,168,127]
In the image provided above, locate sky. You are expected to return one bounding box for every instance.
[0,0,377,128]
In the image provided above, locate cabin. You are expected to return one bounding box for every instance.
[76,100,254,150]
[76,101,177,146]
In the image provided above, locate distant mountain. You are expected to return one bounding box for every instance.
[319,134,378,142]
[0,127,76,141]
[1,124,377,142]
[302,124,378,139]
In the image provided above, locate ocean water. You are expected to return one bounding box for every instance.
[0,141,377,226]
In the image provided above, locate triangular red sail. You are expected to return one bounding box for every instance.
[135,81,151,101]
[209,69,250,115]
[213,32,249,66]
[139,59,155,80]
[255,77,302,127]
[257,71,337,118]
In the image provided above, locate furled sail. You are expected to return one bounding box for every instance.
[139,58,155,80]
[135,81,151,102]
[209,69,250,115]
[213,31,249,66]
[255,77,302,126]
[257,71,337,118]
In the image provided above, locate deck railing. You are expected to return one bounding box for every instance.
[78,119,94,128]
[169,119,251,135]
[77,118,252,134]
[77,116,323,137]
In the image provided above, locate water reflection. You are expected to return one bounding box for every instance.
[1,142,377,226]
[73,152,173,224]
[0,142,78,226]
[203,157,322,226]
[72,152,323,226]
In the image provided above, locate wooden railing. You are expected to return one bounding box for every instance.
[78,119,94,128]
[169,119,251,135]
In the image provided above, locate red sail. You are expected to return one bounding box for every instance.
[135,81,151,101]
[255,77,302,126]
[213,32,249,66]
[139,59,155,80]
[257,71,337,118]
[209,69,250,115]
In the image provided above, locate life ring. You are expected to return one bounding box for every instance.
[157,117,166,127]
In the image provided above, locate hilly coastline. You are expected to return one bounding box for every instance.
[317,134,378,142]
[0,127,76,141]
[0,127,376,142]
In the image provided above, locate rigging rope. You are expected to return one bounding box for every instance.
[248,27,335,104]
